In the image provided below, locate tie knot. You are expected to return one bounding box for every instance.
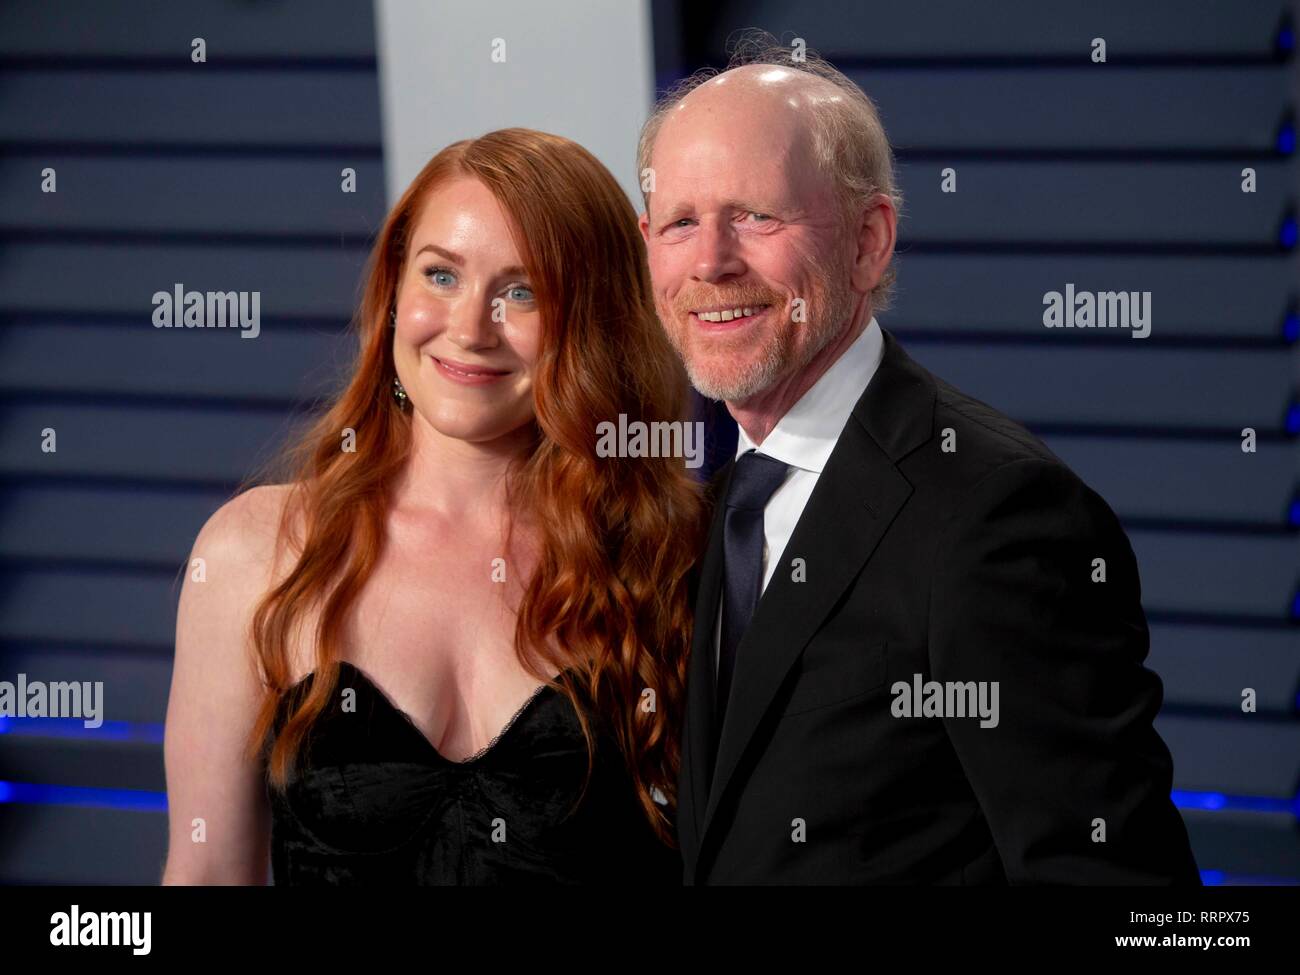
[725,451,790,511]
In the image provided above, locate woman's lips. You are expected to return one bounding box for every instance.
[431,355,511,385]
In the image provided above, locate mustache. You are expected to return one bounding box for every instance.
[671,286,785,315]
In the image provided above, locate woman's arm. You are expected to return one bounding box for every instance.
[161,485,289,885]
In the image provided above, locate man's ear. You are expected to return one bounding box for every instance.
[849,194,897,293]
[638,210,651,246]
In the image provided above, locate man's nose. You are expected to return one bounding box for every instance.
[692,218,745,282]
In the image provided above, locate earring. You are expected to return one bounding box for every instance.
[389,307,396,327]
[392,376,409,409]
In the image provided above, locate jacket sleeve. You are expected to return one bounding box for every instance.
[929,456,1201,884]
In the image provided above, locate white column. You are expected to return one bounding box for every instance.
[374,0,655,208]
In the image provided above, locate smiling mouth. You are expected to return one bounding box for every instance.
[432,356,511,381]
[691,304,771,324]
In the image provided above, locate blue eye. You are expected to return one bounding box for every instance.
[507,284,535,302]
[425,266,456,287]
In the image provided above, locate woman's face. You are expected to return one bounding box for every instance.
[393,177,542,445]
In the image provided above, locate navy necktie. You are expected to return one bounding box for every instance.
[716,450,791,737]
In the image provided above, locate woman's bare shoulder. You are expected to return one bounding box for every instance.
[191,482,305,582]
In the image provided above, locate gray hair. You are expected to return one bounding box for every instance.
[637,30,903,311]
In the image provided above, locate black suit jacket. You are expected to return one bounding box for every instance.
[677,327,1201,884]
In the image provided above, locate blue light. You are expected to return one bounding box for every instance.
[1200,870,1226,885]
[1292,589,1300,620]
[1279,26,1295,52]
[0,717,164,743]
[1279,123,1296,156]
[1288,402,1300,435]
[1289,497,1300,527]
[1281,217,1298,249]
[1285,313,1300,343]
[1171,789,1299,815]
[0,781,167,812]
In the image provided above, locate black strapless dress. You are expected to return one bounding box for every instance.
[266,661,681,885]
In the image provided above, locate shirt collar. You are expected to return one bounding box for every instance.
[735,316,885,474]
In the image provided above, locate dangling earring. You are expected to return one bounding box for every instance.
[389,307,397,328]
[392,376,409,409]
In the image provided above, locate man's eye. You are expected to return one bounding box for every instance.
[424,266,456,287]
[747,212,771,222]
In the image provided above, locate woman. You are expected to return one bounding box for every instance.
[161,129,703,884]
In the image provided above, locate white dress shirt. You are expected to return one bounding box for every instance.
[714,316,886,672]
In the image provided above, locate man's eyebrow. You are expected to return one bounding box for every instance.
[655,198,784,224]
[414,243,528,278]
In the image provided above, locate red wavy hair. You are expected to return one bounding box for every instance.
[239,128,703,845]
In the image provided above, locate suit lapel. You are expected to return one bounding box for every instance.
[681,459,733,847]
[692,328,938,870]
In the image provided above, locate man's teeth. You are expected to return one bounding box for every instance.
[696,306,763,323]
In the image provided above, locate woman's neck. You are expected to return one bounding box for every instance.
[391,412,535,521]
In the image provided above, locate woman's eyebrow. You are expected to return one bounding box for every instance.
[415,243,463,263]
[414,243,527,278]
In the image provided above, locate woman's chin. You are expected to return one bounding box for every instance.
[417,409,535,447]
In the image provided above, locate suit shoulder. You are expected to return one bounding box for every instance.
[923,375,1074,483]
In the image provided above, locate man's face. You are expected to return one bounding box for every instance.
[639,75,858,403]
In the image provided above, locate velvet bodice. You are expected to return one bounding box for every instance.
[267,661,680,885]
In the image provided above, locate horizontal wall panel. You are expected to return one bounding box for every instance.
[0,69,383,147]
[851,67,1289,152]
[910,344,1294,432]
[1181,809,1300,879]
[0,0,377,59]
[0,242,370,319]
[889,254,1293,340]
[897,161,1290,245]
[0,805,167,885]
[1148,624,1300,713]
[1159,714,1300,799]
[0,321,353,401]
[705,0,1288,59]
[0,737,164,792]
[0,404,304,484]
[1043,435,1296,526]
[0,645,173,723]
[0,485,228,566]
[0,568,179,649]
[0,156,387,237]
[1130,531,1299,620]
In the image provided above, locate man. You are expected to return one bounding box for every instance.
[637,42,1200,884]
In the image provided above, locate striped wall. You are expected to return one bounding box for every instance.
[0,0,388,883]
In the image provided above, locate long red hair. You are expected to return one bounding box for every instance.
[240,128,703,844]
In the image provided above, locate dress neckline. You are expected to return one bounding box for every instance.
[290,660,574,767]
